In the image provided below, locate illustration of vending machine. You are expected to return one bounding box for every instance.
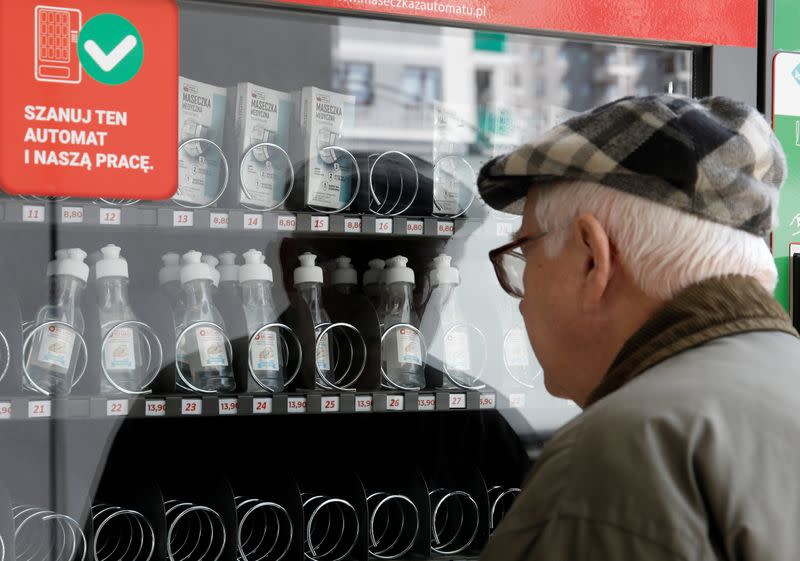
[34,5,81,84]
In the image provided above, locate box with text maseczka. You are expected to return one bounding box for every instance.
[176,77,228,207]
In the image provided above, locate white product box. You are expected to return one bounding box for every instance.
[293,87,356,211]
[176,77,228,206]
[232,83,292,209]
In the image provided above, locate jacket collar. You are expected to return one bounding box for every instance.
[585,275,798,407]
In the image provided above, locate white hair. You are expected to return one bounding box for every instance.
[534,181,778,300]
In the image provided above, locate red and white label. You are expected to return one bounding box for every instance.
[321,396,340,413]
[210,212,229,229]
[509,393,526,409]
[173,210,193,227]
[22,205,45,223]
[417,395,436,411]
[448,393,466,409]
[145,399,166,417]
[28,400,51,418]
[277,215,296,231]
[479,393,496,410]
[288,396,307,413]
[0,402,11,419]
[106,398,128,417]
[218,397,238,415]
[100,208,121,225]
[181,398,202,416]
[386,395,405,411]
[311,215,329,232]
[253,396,273,414]
[376,217,393,234]
[244,213,263,230]
[344,217,362,233]
[355,395,373,412]
[61,206,84,223]
[437,221,454,236]
[406,220,424,236]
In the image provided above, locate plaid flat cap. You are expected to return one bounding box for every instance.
[477,95,787,236]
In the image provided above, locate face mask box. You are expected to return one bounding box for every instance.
[230,82,292,209]
[291,87,356,211]
[176,77,228,207]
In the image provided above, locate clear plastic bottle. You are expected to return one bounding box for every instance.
[176,251,235,392]
[158,252,185,333]
[202,254,221,292]
[95,245,147,394]
[363,259,385,312]
[240,249,285,392]
[381,256,425,389]
[332,256,358,296]
[294,253,333,388]
[217,251,240,300]
[24,248,89,396]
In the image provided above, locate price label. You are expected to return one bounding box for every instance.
[28,400,51,418]
[321,396,340,413]
[355,395,373,412]
[61,206,84,224]
[106,399,129,417]
[181,398,202,416]
[244,213,263,230]
[448,393,467,409]
[277,215,297,231]
[218,398,239,416]
[311,216,330,232]
[509,393,526,409]
[22,205,45,223]
[344,217,362,233]
[0,402,11,419]
[479,393,497,410]
[145,399,166,417]
[406,220,424,236]
[417,395,436,411]
[386,395,405,411]
[497,222,515,237]
[210,212,229,229]
[288,396,307,413]
[253,397,273,414]
[100,208,121,226]
[437,221,455,236]
[173,210,194,227]
[376,218,393,234]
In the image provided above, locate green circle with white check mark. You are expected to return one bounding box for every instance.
[78,14,144,85]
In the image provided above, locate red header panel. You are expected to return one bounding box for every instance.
[271,0,757,48]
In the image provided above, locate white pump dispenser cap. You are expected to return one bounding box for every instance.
[363,259,385,286]
[384,255,415,285]
[159,253,181,285]
[181,250,214,285]
[239,249,274,283]
[96,244,129,280]
[431,254,459,287]
[47,249,70,277]
[56,248,89,282]
[202,254,220,287]
[218,251,239,284]
[332,256,357,286]
[294,252,323,285]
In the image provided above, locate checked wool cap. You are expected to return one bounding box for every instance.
[477,95,787,236]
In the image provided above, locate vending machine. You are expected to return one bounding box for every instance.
[0,1,759,560]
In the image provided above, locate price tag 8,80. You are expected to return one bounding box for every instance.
[386,395,405,411]
[106,399,129,417]
[0,402,11,420]
[322,396,340,412]
[218,398,238,415]
[28,400,51,418]
[406,220,424,235]
[277,215,296,231]
[355,395,372,412]
[344,217,362,233]
[210,213,229,229]
[437,221,455,236]
[417,395,436,411]
[253,397,273,414]
[145,399,167,417]
[287,396,307,413]
[181,398,202,416]
[61,207,84,224]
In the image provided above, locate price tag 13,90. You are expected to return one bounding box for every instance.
[28,400,51,418]
[181,398,202,416]
[386,395,405,411]
[145,399,167,417]
[218,398,238,416]
[344,217,362,233]
[244,214,263,230]
[479,393,497,410]
[417,395,436,411]
[287,396,307,413]
[106,399,129,417]
[355,395,372,412]
[22,205,45,223]
[321,396,340,413]
[277,215,296,231]
[311,216,330,232]
[253,397,273,414]
[0,402,11,420]
[210,212,229,229]
[61,206,84,224]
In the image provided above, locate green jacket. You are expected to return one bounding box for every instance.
[483,276,800,560]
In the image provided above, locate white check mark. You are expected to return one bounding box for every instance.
[83,35,138,72]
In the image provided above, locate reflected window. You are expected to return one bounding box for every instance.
[333,61,374,105]
[402,66,442,106]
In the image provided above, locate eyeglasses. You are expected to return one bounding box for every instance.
[488,232,548,299]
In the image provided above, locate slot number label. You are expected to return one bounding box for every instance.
[417,395,436,411]
[406,220,424,236]
[287,396,307,413]
[479,394,497,410]
[218,398,238,415]
[311,216,329,232]
[145,399,167,417]
[277,215,297,231]
[497,222,515,237]
[106,399,129,417]
[437,221,455,236]
[210,212,229,229]
[28,400,51,418]
[448,393,466,409]
[322,396,340,413]
[386,395,405,411]
[61,207,84,224]
[0,402,11,419]
[509,393,526,409]
[253,397,273,414]
[375,218,393,234]
[22,205,45,223]
[100,208,121,225]
[355,395,373,412]
[173,210,194,227]
[344,217,362,233]
[244,213,263,230]
[181,398,202,416]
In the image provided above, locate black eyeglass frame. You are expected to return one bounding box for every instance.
[488,232,548,298]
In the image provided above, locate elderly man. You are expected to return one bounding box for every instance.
[479,95,799,559]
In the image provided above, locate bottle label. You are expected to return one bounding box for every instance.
[316,332,331,372]
[396,327,423,366]
[445,329,471,371]
[196,327,229,367]
[251,330,279,372]
[36,325,76,370]
[504,328,530,368]
[104,327,136,371]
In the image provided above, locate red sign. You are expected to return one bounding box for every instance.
[268,0,757,48]
[0,0,178,199]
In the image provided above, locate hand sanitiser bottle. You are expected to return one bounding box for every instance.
[24,248,88,395]
[332,256,358,296]
[176,251,235,392]
[363,258,385,312]
[294,253,333,388]
[381,256,425,389]
[159,252,184,332]
[95,244,147,394]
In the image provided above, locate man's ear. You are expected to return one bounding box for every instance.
[573,214,613,311]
